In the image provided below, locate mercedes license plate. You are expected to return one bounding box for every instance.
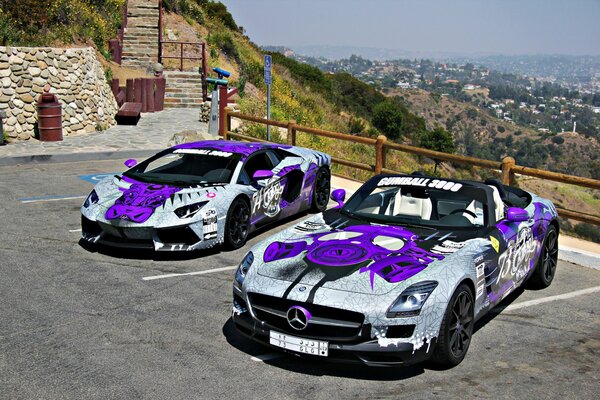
[269,330,328,357]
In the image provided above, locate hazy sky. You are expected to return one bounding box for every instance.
[220,0,600,56]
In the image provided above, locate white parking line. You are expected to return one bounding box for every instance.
[19,195,86,204]
[251,353,282,362]
[142,266,237,281]
[504,285,600,312]
[69,228,82,233]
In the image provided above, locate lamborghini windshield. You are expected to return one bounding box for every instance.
[342,176,489,229]
[123,148,241,186]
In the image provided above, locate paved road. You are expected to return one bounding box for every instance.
[1,159,599,400]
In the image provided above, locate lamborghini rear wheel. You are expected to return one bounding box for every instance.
[225,198,250,250]
[311,167,331,212]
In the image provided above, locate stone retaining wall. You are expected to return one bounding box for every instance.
[0,46,118,141]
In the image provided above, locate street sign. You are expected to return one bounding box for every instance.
[264,54,272,85]
[264,55,272,140]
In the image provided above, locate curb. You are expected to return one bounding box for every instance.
[558,246,600,271]
[0,149,161,166]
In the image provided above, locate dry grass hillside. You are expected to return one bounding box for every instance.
[392,88,600,178]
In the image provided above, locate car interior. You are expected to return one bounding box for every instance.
[354,186,488,227]
[237,151,279,185]
[352,176,536,228]
[132,152,237,184]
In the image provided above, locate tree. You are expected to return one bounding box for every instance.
[372,101,403,140]
[419,127,456,172]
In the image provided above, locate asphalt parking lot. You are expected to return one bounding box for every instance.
[1,158,599,400]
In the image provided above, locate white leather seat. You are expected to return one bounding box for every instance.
[391,193,432,220]
[464,200,485,225]
[488,185,505,222]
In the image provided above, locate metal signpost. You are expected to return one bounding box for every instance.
[264,54,272,140]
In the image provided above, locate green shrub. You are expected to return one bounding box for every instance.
[419,127,456,154]
[1,0,125,50]
[201,1,239,31]
[574,223,600,243]
[0,13,21,45]
[372,101,403,140]
[104,67,113,83]
[207,31,239,62]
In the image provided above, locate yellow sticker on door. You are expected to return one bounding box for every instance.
[490,236,500,253]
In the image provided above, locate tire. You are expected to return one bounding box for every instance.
[311,167,331,212]
[224,198,250,250]
[431,283,475,368]
[527,225,558,289]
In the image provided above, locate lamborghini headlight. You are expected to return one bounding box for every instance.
[235,251,254,287]
[174,201,208,219]
[387,281,438,318]
[83,189,99,208]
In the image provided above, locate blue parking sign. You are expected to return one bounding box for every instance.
[264,55,272,85]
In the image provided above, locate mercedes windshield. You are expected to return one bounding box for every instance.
[341,176,490,229]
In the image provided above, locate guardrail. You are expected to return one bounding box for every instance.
[221,108,600,225]
[158,1,208,75]
[158,41,206,72]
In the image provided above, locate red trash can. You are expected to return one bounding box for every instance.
[37,92,63,141]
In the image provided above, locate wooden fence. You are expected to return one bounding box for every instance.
[220,108,600,226]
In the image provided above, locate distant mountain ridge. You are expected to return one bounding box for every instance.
[266,45,600,81]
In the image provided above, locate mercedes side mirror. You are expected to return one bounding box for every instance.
[331,188,346,208]
[124,159,137,168]
[506,207,529,222]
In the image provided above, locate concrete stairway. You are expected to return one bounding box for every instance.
[163,71,205,108]
[121,0,160,70]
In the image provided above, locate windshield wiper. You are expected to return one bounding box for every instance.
[392,221,437,231]
[340,208,370,223]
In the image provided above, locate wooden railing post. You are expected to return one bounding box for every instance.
[287,119,297,145]
[375,135,387,175]
[224,107,232,140]
[218,85,228,137]
[501,156,516,185]
[180,43,184,71]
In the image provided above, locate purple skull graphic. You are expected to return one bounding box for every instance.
[105,182,181,223]
[264,225,445,288]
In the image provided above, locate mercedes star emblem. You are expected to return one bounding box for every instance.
[286,305,312,330]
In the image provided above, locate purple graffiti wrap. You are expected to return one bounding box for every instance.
[174,140,291,161]
[105,182,181,223]
[264,224,445,288]
[277,164,301,176]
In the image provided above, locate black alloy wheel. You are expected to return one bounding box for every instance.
[448,291,474,359]
[528,225,558,289]
[225,198,250,249]
[431,283,475,367]
[311,167,331,212]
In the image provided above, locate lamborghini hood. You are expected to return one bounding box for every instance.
[89,175,223,226]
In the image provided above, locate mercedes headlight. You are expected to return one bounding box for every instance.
[235,251,254,287]
[174,201,208,219]
[83,189,99,208]
[387,281,438,318]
